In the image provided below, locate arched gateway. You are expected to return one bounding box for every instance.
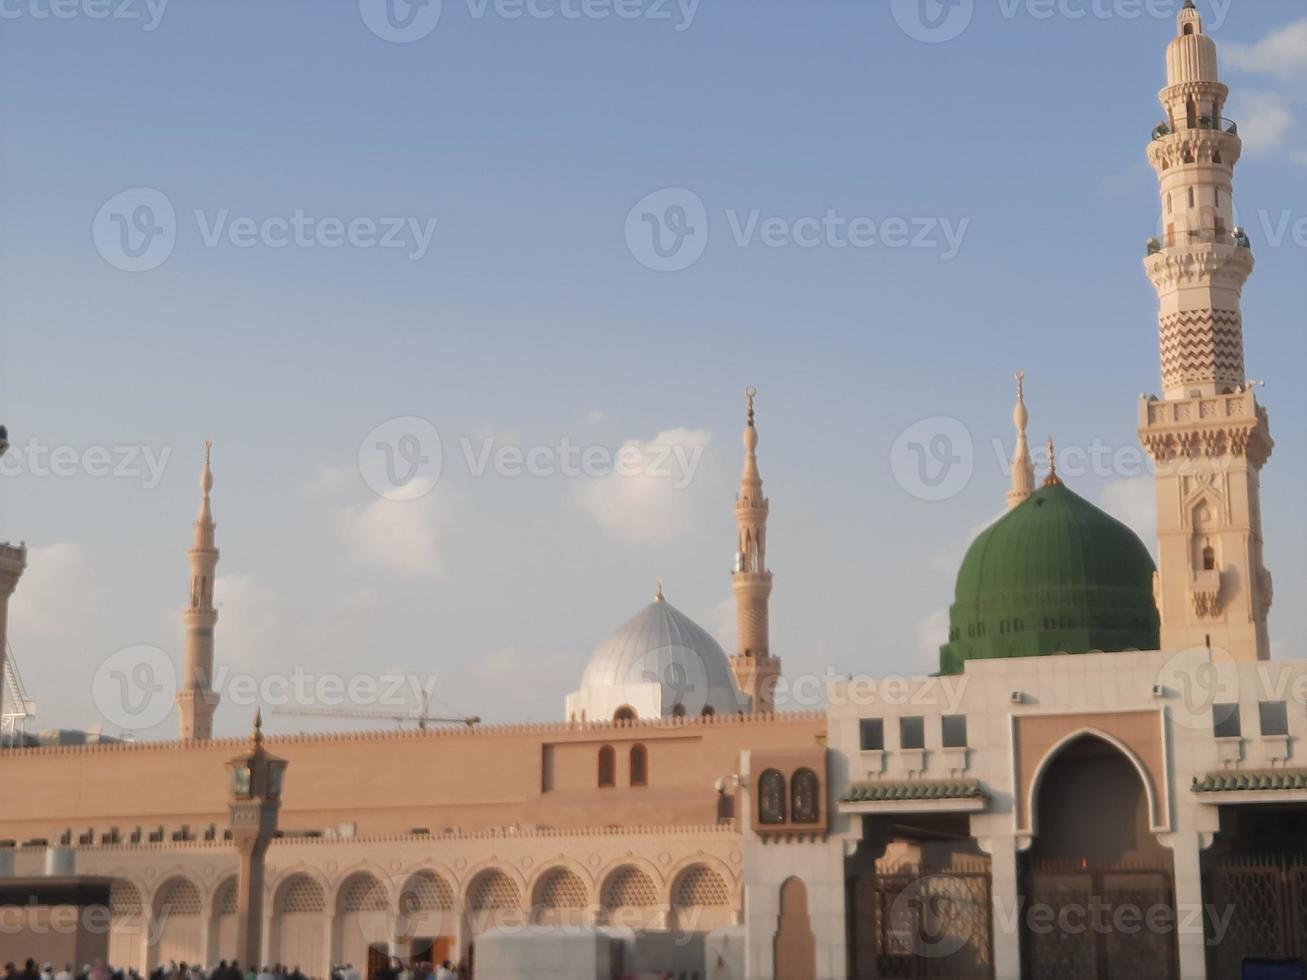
[1021,734,1178,979]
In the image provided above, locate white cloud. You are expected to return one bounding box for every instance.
[915,608,950,667]
[701,596,737,655]
[8,542,98,638]
[1235,91,1294,155]
[212,574,279,667]
[1226,19,1307,82]
[336,479,448,576]
[573,428,714,545]
[1100,476,1157,556]
[304,464,355,496]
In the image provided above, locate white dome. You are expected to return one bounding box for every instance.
[566,594,747,721]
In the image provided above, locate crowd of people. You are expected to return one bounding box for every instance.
[0,959,471,980]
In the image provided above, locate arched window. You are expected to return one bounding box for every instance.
[613,706,636,723]
[758,769,786,824]
[1183,23,1194,35]
[598,745,616,788]
[672,704,687,718]
[1203,543,1216,571]
[630,744,648,787]
[701,705,715,717]
[791,768,820,823]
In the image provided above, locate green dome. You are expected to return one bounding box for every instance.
[939,482,1160,675]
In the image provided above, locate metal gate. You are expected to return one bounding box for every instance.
[849,865,994,979]
[1022,862,1178,980]
[1205,855,1307,977]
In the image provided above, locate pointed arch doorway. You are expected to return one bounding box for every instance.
[1021,734,1178,979]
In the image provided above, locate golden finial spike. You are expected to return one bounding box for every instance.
[1044,436,1063,487]
[1015,370,1025,402]
[252,709,264,745]
[654,577,664,602]
[745,386,757,426]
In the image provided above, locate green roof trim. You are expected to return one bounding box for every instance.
[1192,769,1307,793]
[939,483,1160,675]
[840,779,986,803]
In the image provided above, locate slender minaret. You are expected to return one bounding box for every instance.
[1140,2,1273,661]
[730,388,781,713]
[177,442,221,739]
[0,425,28,730]
[1007,371,1035,509]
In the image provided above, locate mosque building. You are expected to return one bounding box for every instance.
[0,6,1304,979]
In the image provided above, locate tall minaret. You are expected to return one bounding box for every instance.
[1140,2,1273,661]
[177,442,221,739]
[730,388,781,713]
[0,425,28,729]
[1007,371,1035,510]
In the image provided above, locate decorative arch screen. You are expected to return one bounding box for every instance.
[759,769,787,824]
[791,767,820,823]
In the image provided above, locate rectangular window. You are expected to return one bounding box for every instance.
[1213,704,1241,739]
[900,716,926,750]
[1259,701,1289,737]
[859,718,884,751]
[942,714,968,748]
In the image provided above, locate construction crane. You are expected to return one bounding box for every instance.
[2,642,36,748]
[271,692,478,731]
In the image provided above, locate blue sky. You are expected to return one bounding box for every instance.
[1,0,1303,738]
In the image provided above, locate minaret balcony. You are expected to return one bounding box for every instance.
[1147,227,1251,255]
[1153,116,1238,140]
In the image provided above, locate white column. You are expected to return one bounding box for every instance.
[979,836,1022,980]
[1162,831,1211,980]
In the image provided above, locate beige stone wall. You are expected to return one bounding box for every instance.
[0,713,824,845]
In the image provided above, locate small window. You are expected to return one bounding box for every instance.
[859,718,884,751]
[613,706,636,723]
[1183,23,1194,35]
[1259,702,1289,737]
[759,769,786,824]
[1213,704,1241,739]
[791,768,820,824]
[672,704,687,718]
[598,745,616,788]
[942,715,968,749]
[630,744,648,786]
[900,716,925,750]
[1188,188,1195,208]
[701,706,715,717]
[1202,544,1216,571]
